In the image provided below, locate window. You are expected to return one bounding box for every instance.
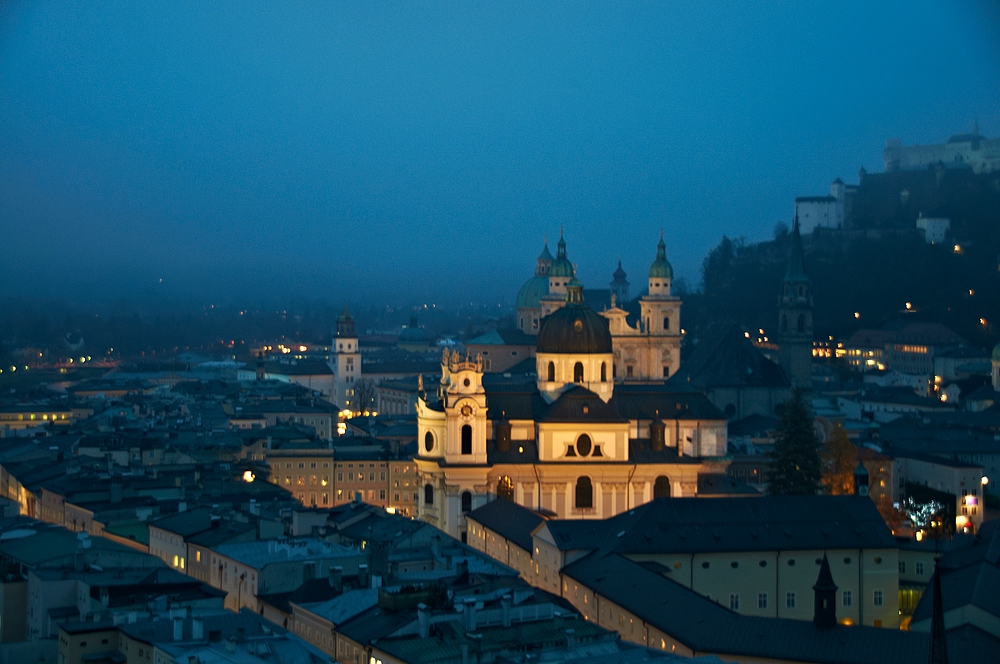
[663,316,670,330]
[786,593,796,609]
[461,425,473,454]
[663,366,669,378]
[574,362,584,383]
[497,476,514,501]
[626,365,633,378]
[873,590,883,607]
[916,562,924,575]
[842,590,852,607]
[461,491,472,513]
[729,594,740,611]
[547,362,555,381]
[575,477,593,509]
[797,314,805,333]
[424,484,434,505]
[757,593,767,609]
[424,431,434,453]
[379,490,385,500]
[576,434,592,457]
[600,362,607,382]
[899,561,905,574]
[654,476,671,499]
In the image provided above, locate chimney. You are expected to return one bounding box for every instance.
[417,603,429,639]
[192,618,204,640]
[501,595,511,628]
[358,564,369,588]
[812,554,838,629]
[173,617,184,641]
[329,566,343,592]
[464,600,477,632]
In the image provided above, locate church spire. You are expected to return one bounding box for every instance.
[784,216,808,283]
[812,554,838,629]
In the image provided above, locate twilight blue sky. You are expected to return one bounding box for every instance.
[1,1,998,306]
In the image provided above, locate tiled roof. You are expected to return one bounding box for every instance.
[563,553,929,664]
[466,498,544,552]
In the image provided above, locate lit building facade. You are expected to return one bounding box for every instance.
[416,281,727,541]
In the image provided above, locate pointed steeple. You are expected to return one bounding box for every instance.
[929,562,950,664]
[784,217,808,283]
[853,460,870,497]
[812,554,838,629]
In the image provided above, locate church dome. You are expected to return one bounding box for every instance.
[649,236,673,279]
[992,342,1000,363]
[516,275,549,309]
[537,281,613,354]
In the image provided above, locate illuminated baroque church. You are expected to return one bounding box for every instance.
[516,232,682,381]
[415,276,728,541]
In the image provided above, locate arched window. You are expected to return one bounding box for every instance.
[797,314,805,333]
[497,475,514,501]
[600,362,607,382]
[663,316,670,330]
[576,434,592,457]
[461,491,472,513]
[575,477,593,509]
[461,425,472,455]
[654,476,671,499]
[613,364,617,378]
[547,361,555,382]
[573,362,584,383]
[424,484,434,505]
[424,431,434,453]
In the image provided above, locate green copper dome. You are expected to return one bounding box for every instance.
[992,342,1000,363]
[648,236,673,279]
[516,275,549,309]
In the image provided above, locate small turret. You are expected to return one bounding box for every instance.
[853,461,870,497]
[812,554,838,629]
[610,259,630,303]
[549,228,575,297]
[648,232,673,297]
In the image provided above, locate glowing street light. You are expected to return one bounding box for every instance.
[854,312,860,319]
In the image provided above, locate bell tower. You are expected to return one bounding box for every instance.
[330,307,361,413]
[442,350,488,465]
[777,219,813,390]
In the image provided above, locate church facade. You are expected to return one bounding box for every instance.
[416,280,728,541]
[516,232,683,382]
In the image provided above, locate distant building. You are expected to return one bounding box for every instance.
[794,178,856,234]
[776,219,813,390]
[883,123,1000,174]
[915,215,950,244]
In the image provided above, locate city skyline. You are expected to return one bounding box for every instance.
[2,1,999,305]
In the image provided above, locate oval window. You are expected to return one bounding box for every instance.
[576,434,592,457]
[424,431,434,453]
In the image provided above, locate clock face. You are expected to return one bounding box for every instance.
[461,405,473,417]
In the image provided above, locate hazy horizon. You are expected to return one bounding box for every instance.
[2,1,998,306]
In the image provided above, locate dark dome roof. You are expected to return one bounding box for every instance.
[537,304,613,354]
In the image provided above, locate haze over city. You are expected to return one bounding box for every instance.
[2,1,998,306]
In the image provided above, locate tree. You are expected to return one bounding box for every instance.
[768,390,821,495]
[353,379,379,415]
[820,422,857,495]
